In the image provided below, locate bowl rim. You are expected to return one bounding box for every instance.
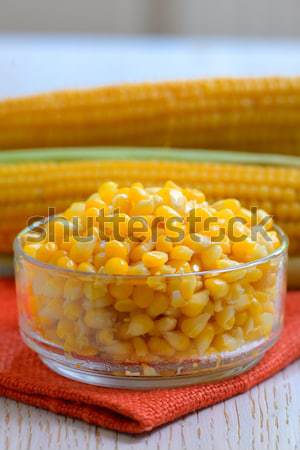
[14,218,289,280]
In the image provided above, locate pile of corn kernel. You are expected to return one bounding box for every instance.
[20,181,282,367]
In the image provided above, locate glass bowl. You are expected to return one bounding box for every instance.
[14,222,288,389]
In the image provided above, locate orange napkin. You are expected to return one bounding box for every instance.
[1,278,300,434]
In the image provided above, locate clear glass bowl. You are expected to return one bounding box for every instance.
[14,223,288,389]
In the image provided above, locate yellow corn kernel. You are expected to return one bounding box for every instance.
[98,181,118,203]
[164,331,190,351]
[235,311,248,326]
[104,257,128,275]
[64,202,86,220]
[39,298,64,323]
[131,197,154,215]
[215,306,235,330]
[148,337,175,357]
[56,256,76,270]
[184,187,206,203]
[132,285,154,308]
[63,334,77,352]
[112,193,131,214]
[86,293,113,309]
[35,242,58,262]
[77,262,96,273]
[84,308,113,329]
[184,233,211,253]
[49,249,68,264]
[204,278,229,299]
[83,282,107,301]
[243,267,263,283]
[63,278,82,301]
[43,277,65,298]
[169,245,194,262]
[181,312,210,338]
[130,241,154,263]
[254,243,270,260]
[104,341,133,357]
[164,306,181,319]
[156,235,173,253]
[23,243,42,258]
[142,251,168,268]
[190,255,202,272]
[192,206,212,227]
[214,299,223,312]
[162,184,186,211]
[96,328,115,345]
[217,260,247,282]
[115,322,130,340]
[231,239,257,262]
[213,199,241,213]
[127,313,154,336]
[132,336,148,358]
[76,344,99,357]
[146,292,169,318]
[260,312,274,335]
[69,239,95,263]
[114,299,137,312]
[181,290,209,317]
[255,290,271,303]
[215,208,235,222]
[230,293,252,312]
[63,300,82,320]
[201,245,223,269]
[171,290,186,308]
[155,205,180,219]
[105,240,128,259]
[231,326,244,342]
[155,316,177,333]
[56,318,74,340]
[93,251,107,269]
[227,282,244,300]
[249,298,264,317]
[213,333,238,352]
[108,282,133,300]
[85,192,107,212]
[128,262,150,276]
[218,234,231,254]
[156,264,176,275]
[194,324,215,354]
[202,300,215,316]
[129,185,147,202]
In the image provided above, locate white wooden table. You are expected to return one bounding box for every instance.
[1,361,300,450]
[1,35,300,449]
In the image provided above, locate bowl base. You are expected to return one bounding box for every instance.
[40,354,261,390]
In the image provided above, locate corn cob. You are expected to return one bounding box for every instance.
[1,78,300,155]
[1,159,300,254]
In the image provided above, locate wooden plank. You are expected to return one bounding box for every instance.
[1,361,300,450]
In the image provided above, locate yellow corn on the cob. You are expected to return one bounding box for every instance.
[1,159,299,254]
[1,78,300,154]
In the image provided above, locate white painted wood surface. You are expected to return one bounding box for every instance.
[1,35,300,100]
[1,360,300,450]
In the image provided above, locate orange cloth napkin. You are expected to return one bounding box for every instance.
[1,278,300,434]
